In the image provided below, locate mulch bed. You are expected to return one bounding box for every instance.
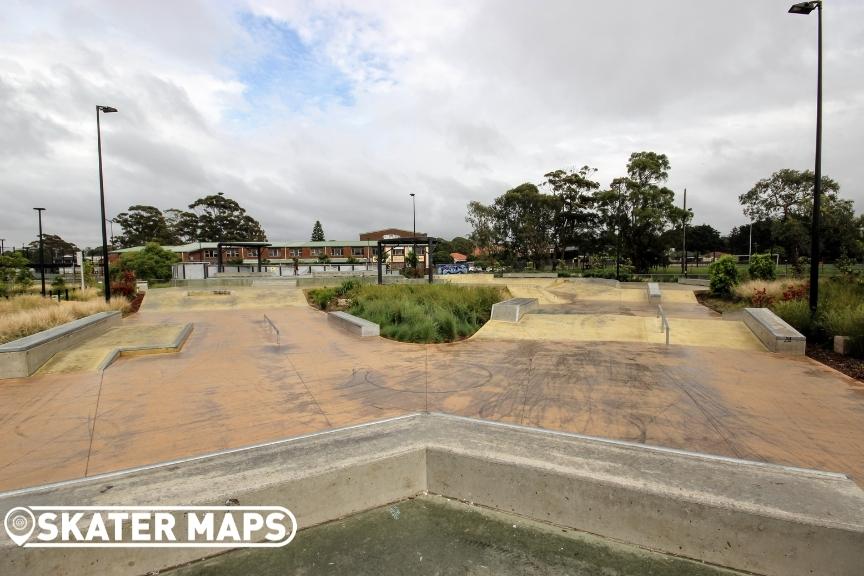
[807,344,864,382]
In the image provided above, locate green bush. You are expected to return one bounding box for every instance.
[708,256,739,296]
[772,299,814,336]
[117,243,178,281]
[310,287,337,310]
[335,278,362,297]
[748,253,776,281]
[347,284,503,343]
[51,276,66,289]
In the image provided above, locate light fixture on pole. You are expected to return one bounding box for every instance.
[33,208,46,297]
[788,0,822,313]
[96,105,118,302]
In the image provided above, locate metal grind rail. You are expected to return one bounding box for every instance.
[263,314,280,346]
[657,305,670,346]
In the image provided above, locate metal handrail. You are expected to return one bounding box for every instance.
[656,305,670,346]
[263,314,280,346]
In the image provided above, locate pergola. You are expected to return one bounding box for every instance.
[216,241,271,273]
[377,237,436,285]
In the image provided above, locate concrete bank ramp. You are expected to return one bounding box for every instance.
[474,313,764,351]
[1,413,860,576]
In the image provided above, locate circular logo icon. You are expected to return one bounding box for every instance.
[4,507,35,546]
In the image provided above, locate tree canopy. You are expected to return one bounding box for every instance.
[115,242,179,281]
[114,205,178,248]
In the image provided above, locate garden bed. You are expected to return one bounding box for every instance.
[306,280,506,343]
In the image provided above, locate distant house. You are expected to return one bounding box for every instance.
[450,252,468,262]
[359,228,429,269]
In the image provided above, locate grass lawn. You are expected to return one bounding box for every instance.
[0,289,130,344]
[307,281,507,343]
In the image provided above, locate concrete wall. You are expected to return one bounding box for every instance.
[2,414,861,576]
[0,311,121,379]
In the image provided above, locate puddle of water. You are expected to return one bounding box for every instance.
[166,495,745,575]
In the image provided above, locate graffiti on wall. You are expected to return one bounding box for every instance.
[437,263,469,274]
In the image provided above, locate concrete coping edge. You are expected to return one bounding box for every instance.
[0,311,121,352]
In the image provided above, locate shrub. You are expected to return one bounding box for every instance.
[111,270,137,300]
[335,278,362,297]
[772,299,814,336]
[750,288,773,308]
[708,255,739,296]
[117,243,178,281]
[347,284,503,343]
[310,287,337,310]
[51,276,66,289]
[748,253,776,281]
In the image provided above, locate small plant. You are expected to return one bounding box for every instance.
[782,282,808,301]
[51,276,66,290]
[110,270,137,300]
[708,255,739,296]
[750,288,773,308]
[310,287,337,310]
[335,278,362,297]
[748,253,776,281]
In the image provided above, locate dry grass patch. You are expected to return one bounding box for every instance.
[0,296,129,344]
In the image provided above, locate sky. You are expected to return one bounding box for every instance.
[1,0,862,250]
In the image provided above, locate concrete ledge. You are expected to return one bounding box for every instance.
[743,308,806,355]
[96,323,194,372]
[328,311,380,337]
[503,272,558,278]
[0,311,121,379]
[1,413,861,576]
[647,282,662,303]
[678,277,711,287]
[490,297,539,322]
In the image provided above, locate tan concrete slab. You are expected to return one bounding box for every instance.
[473,314,764,352]
[38,324,189,374]
[141,286,307,312]
[0,290,863,495]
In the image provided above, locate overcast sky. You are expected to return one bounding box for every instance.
[1,0,862,249]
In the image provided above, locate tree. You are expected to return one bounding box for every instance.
[182,193,267,242]
[739,169,842,262]
[114,205,179,248]
[164,209,200,244]
[26,234,78,266]
[116,243,179,281]
[466,201,497,263]
[491,183,557,267]
[311,220,325,241]
[450,237,475,257]
[542,166,600,265]
[614,152,685,272]
[749,253,776,281]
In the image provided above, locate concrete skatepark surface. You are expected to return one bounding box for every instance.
[167,496,746,576]
[37,323,191,374]
[1,281,863,492]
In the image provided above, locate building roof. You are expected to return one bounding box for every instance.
[111,240,385,254]
[450,252,468,262]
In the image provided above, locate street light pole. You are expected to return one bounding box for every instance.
[789,1,822,313]
[409,193,416,270]
[34,208,46,297]
[96,105,118,302]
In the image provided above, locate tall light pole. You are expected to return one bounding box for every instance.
[0,238,5,254]
[681,188,688,276]
[34,208,46,297]
[96,105,118,301]
[789,1,822,313]
[409,193,416,270]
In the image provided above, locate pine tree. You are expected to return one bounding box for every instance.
[311,220,325,241]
